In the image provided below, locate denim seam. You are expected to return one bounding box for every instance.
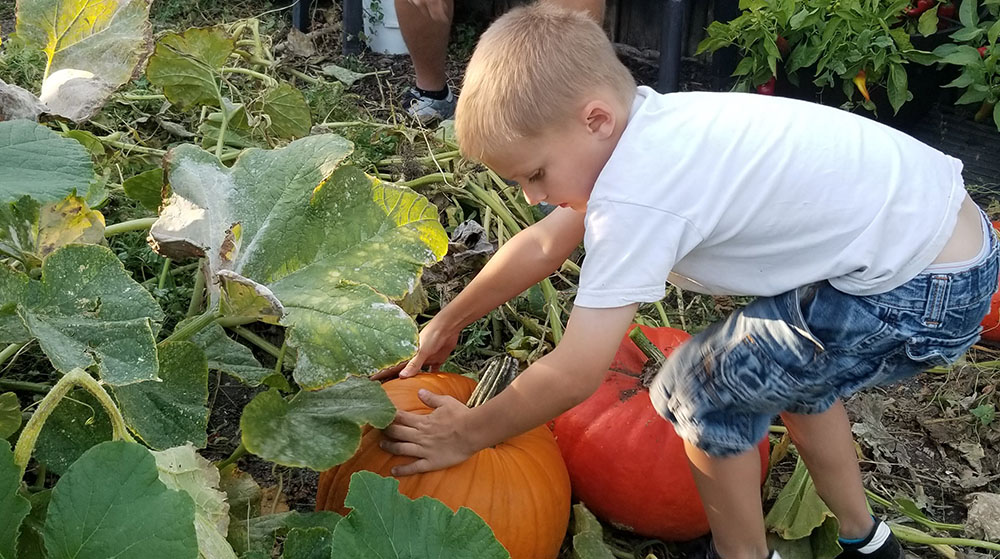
[922,275,950,328]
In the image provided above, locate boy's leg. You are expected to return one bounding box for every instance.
[396,0,452,92]
[684,441,769,559]
[779,400,873,540]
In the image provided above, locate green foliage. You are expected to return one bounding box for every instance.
[934,0,1000,129]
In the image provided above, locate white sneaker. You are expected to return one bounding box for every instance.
[403,87,456,124]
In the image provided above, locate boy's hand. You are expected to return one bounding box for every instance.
[380,389,474,475]
[370,319,461,381]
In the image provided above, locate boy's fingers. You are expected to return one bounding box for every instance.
[417,389,452,408]
[397,356,427,378]
[381,423,420,442]
[379,439,424,457]
[391,458,432,477]
[392,409,426,427]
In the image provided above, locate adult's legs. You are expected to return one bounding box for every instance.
[396,0,453,92]
[780,400,873,540]
[685,441,770,559]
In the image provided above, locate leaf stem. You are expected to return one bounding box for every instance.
[216,442,247,470]
[100,140,167,157]
[0,342,27,368]
[889,523,1000,552]
[104,217,157,237]
[157,258,172,290]
[186,260,207,318]
[220,67,278,86]
[400,172,454,189]
[865,490,964,532]
[228,326,284,359]
[540,279,564,344]
[0,379,51,394]
[13,368,133,478]
[215,102,231,160]
[163,308,223,344]
[118,93,167,101]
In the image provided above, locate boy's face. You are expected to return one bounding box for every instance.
[483,108,619,212]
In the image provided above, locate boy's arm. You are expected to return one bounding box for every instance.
[386,207,585,378]
[381,302,638,475]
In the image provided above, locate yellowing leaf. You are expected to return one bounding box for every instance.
[36,194,106,257]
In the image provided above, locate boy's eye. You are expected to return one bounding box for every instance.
[528,169,544,182]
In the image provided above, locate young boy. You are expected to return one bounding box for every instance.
[377,4,998,559]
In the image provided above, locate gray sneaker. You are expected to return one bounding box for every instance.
[403,87,456,123]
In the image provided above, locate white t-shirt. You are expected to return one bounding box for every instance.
[575,86,966,309]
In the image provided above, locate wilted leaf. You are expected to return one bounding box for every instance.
[146,27,233,110]
[122,168,165,211]
[227,511,340,557]
[240,376,394,470]
[0,79,46,121]
[260,82,311,139]
[218,464,262,526]
[965,492,1000,540]
[0,393,20,439]
[33,389,112,476]
[152,445,237,559]
[0,440,31,559]
[114,341,209,449]
[43,441,197,559]
[321,63,368,87]
[331,471,510,558]
[149,136,447,389]
[0,120,94,203]
[571,503,615,559]
[0,244,163,385]
[764,457,841,559]
[16,0,152,121]
[0,194,105,271]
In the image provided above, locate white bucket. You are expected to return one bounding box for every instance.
[364,0,410,55]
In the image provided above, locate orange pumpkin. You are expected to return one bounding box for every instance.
[980,221,1000,342]
[316,369,571,559]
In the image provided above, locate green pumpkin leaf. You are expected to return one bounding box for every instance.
[764,457,841,559]
[0,392,21,439]
[331,471,510,559]
[152,445,238,559]
[146,27,234,110]
[0,121,94,203]
[260,82,311,139]
[0,194,105,271]
[14,490,50,559]
[149,136,447,389]
[240,376,394,470]
[571,503,615,559]
[0,440,31,559]
[122,168,166,211]
[34,389,112,476]
[114,341,209,449]
[15,0,152,121]
[185,320,272,386]
[43,441,198,559]
[0,244,163,385]
[283,527,334,559]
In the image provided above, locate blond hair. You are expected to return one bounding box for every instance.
[455,2,636,161]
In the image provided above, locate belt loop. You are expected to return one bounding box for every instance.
[922,275,951,328]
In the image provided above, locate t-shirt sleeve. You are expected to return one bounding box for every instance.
[575,199,705,308]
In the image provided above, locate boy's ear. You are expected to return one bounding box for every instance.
[581,100,616,139]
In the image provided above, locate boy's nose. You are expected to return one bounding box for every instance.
[522,186,545,205]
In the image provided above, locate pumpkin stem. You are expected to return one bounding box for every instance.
[466,355,520,408]
[628,327,667,366]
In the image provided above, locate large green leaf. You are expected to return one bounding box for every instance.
[240,376,394,470]
[0,244,163,385]
[34,389,112,476]
[764,457,842,559]
[145,27,233,110]
[0,194,105,270]
[331,471,510,558]
[284,527,334,559]
[43,441,198,559]
[149,136,447,389]
[0,440,31,559]
[0,121,94,203]
[114,341,209,449]
[571,503,615,559]
[16,0,152,121]
[152,445,238,559]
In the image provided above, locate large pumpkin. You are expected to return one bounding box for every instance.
[980,221,1000,342]
[551,324,770,541]
[317,367,571,559]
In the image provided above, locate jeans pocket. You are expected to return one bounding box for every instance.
[905,330,981,367]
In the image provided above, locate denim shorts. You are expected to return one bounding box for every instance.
[649,229,1000,457]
